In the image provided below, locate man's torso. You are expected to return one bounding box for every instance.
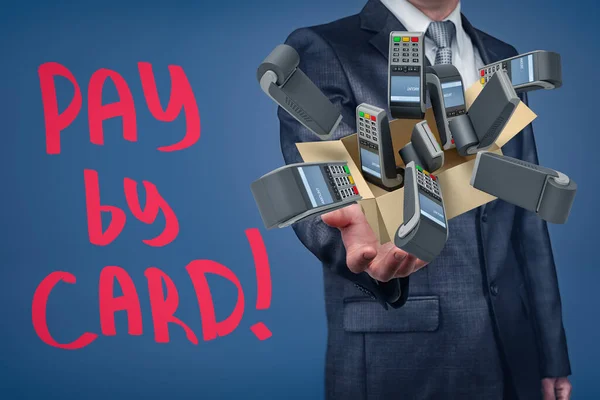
[284,2,544,399]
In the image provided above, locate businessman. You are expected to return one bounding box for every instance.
[278,0,572,399]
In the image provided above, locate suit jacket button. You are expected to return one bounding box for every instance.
[481,214,488,223]
[490,283,499,296]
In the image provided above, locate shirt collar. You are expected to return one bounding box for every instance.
[446,3,465,54]
[381,0,465,52]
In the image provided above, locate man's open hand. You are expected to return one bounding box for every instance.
[322,204,428,282]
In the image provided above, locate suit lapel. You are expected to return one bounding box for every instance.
[369,15,406,60]
[360,0,406,60]
[462,14,491,218]
[461,15,506,218]
[461,15,497,65]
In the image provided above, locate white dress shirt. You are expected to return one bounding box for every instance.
[380,0,484,88]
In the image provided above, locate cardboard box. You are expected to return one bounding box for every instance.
[296,84,537,244]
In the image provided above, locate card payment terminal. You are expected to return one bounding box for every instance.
[426,64,467,150]
[449,70,519,156]
[479,50,562,93]
[395,161,448,263]
[470,152,576,224]
[251,162,361,229]
[398,121,444,173]
[388,32,426,120]
[356,103,403,191]
[257,44,343,140]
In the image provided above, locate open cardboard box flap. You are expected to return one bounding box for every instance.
[297,83,537,243]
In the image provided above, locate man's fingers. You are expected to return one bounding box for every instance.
[555,377,572,400]
[363,242,431,281]
[413,259,429,272]
[346,245,376,274]
[321,206,353,229]
[392,257,429,278]
[542,378,557,400]
[322,204,379,252]
[324,205,381,275]
[541,377,571,400]
[393,253,419,278]
[367,244,407,282]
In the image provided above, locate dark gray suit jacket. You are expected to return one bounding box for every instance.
[278,1,571,399]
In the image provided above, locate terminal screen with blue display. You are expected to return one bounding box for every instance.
[360,148,382,179]
[441,81,465,109]
[391,75,420,103]
[419,193,446,228]
[510,54,535,85]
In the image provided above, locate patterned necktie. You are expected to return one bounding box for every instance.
[426,20,456,65]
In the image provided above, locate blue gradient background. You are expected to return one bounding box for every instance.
[0,0,598,398]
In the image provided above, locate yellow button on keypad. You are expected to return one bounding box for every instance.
[348,176,354,185]
[480,77,486,84]
[402,37,410,42]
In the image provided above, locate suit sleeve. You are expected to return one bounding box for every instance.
[504,92,571,378]
[277,28,407,308]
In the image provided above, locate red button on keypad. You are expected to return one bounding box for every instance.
[480,70,485,76]
[352,186,359,195]
[411,37,418,42]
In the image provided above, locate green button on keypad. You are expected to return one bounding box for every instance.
[343,165,350,174]
[394,37,400,42]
